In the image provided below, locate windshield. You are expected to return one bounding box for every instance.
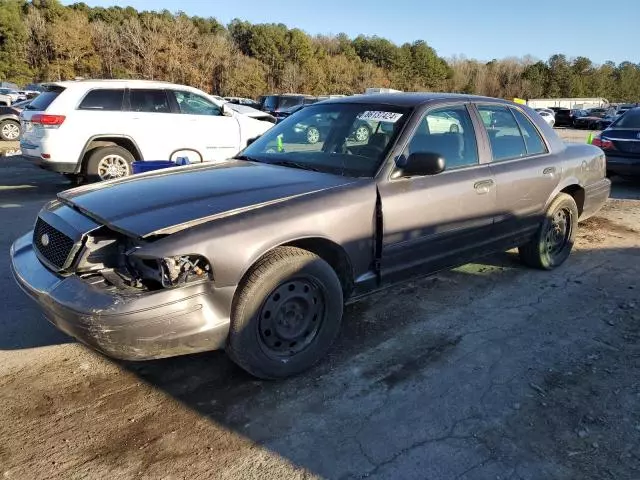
[612,109,640,128]
[239,103,410,177]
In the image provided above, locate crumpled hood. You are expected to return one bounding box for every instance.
[58,160,358,238]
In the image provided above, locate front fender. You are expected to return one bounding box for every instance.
[133,181,378,289]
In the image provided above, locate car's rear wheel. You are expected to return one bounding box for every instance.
[519,193,578,270]
[306,126,321,144]
[85,146,134,182]
[0,120,20,141]
[227,246,343,379]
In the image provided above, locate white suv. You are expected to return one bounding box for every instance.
[19,80,273,182]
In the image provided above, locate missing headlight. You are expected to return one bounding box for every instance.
[159,255,212,288]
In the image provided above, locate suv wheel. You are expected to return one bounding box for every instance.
[0,120,20,141]
[85,146,134,182]
[306,126,321,144]
[354,124,371,142]
[519,193,578,270]
[227,246,343,379]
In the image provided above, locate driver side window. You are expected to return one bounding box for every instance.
[172,90,221,116]
[405,105,479,170]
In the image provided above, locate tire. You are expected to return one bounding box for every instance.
[227,246,344,379]
[519,193,579,270]
[0,120,20,141]
[354,124,371,142]
[306,126,321,144]
[85,145,134,182]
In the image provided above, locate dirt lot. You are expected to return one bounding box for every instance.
[1,146,639,480]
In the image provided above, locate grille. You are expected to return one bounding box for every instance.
[33,218,75,270]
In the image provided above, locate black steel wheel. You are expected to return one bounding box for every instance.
[519,193,578,270]
[227,246,343,379]
[258,276,326,358]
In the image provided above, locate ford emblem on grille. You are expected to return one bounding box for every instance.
[40,233,50,247]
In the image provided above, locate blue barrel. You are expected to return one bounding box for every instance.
[132,157,191,174]
[132,160,177,174]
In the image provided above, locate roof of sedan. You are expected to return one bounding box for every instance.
[321,92,512,107]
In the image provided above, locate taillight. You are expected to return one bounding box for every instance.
[31,114,66,127]
[591,136,614,149]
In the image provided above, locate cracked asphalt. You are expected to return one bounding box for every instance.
[1,152,639,480]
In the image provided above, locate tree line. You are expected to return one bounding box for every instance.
[1,0,639,102]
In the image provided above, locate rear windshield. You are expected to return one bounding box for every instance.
[613,109,640,128]
[25,88,64,111]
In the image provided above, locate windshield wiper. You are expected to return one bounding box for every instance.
[232,154,262,162]
[269,160,321,172]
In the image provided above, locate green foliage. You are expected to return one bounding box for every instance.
[0,0,32,84]
[0,1,638,102]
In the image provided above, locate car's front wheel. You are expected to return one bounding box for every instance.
[227,246,344,379]
[0,120,20,141]
[85,146,134,182]
[519,193,578,270]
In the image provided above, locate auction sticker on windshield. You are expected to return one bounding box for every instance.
[357,111,403,123]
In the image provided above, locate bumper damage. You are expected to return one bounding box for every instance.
[10,233,233,360]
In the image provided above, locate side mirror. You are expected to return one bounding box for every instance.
[221,103,234,117]
[395,152,445,178]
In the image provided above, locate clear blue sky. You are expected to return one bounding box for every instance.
[64,0,639,64]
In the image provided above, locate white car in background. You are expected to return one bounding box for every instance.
[427,110,462,133]
[0,88,19,103]
[536,110,556,127]
[535,108,555,117]
[0,92,11,106]
[19,80,273,182]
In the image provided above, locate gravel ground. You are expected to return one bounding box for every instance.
[1,146,639,480]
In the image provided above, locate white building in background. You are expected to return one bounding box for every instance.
[526,98,609,109]
[364,88,403,94]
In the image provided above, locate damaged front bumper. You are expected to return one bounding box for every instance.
[10,232,234,360]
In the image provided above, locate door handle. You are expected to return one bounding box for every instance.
[474,179,494,194]
[543,166,557,176]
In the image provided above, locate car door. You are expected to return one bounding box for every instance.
[377,104,498,282]
[169,90,240,162]
[124,88,176,160]
[474,104,561,240]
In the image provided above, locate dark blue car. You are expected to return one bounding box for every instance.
[593,107,640,177]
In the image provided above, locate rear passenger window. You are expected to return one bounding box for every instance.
[78,89,124,111]
[477,105,527,162]
[128,89,171,113]
[510,108,548,155]
[405,105,478,169]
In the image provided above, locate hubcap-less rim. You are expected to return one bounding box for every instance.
[1,123,19,140]
[545,208,570,257]
[307,128,320,144]
[355,125,369,142]
[97,154,130,180]
[258,277,326,358]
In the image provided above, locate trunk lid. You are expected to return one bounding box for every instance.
[602,128,640,155]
